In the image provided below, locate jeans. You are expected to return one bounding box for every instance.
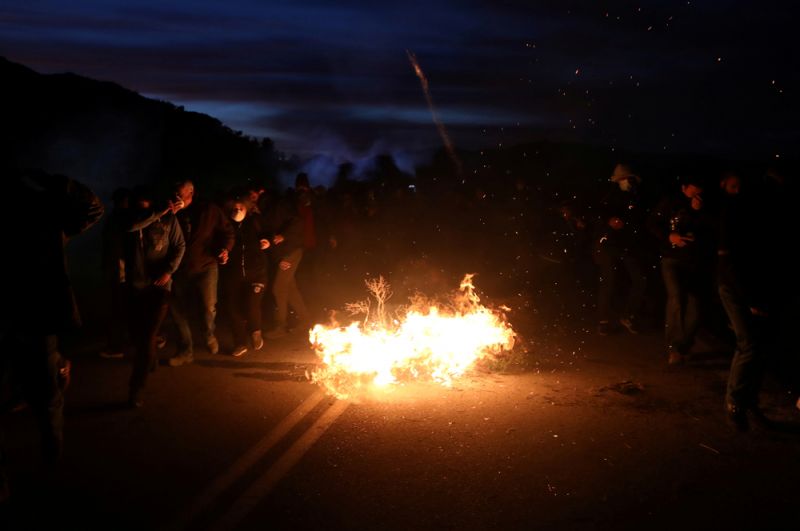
[171,265,219,353]
[272,248,309,330]
[596,248,646,322]
[224,278,265,346]
[129,286,170,393]
[719,283,763,408]
[661,258,702,355]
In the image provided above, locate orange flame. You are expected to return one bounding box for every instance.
[309,275,515,399]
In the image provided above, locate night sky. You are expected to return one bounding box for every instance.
[1,0,797,162]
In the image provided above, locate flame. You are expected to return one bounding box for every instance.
[309,275,515,399]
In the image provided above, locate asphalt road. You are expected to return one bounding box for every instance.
[3,320,800,531]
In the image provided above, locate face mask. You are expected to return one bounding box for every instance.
[231,210,246,223]
[618,179,633,192]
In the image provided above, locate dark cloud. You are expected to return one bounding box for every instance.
[1,0,798,158]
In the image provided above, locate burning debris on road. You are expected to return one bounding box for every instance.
[310,275,516,399]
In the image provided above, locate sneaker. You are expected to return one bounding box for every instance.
[100,350,125,359]
[231,345,248,358]
[168,352,194,367]
[619,316,639,334]
[251,330,264,351]
[206,335,219,355]
[667,350,685,366]
[265,328,287,340]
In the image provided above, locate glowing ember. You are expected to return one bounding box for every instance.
[309,275,515,399]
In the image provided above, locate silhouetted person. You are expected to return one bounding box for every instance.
[123,186,185,407]
[0,169,103,498]
[100,187,131,359]
[648,175,713,365]
[264,193,310,338]
[715,174,772,430]
[592,164,648,335]
[293,172,320,297]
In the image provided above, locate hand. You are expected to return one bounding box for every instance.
[669,232,688,247]
[218,249,229,265]
[329,236,338,249]
[259,238,271,250]
[608,217,624,230]
[273,234,285,245]
[154,272,171,287]
[169,198,185,214]
[279,260,292,271]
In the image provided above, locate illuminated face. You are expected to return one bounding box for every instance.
[177,181,195,206]
[682,184,704,210]
[230,202,247,222]
[618,177,634,192]
[721,176,741,195]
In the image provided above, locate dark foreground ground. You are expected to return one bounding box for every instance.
[2,292,800,531]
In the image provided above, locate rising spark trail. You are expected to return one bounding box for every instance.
[406,50,463,177]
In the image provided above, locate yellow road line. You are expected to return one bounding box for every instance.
[167,389,326,530]
[210,399,350,531]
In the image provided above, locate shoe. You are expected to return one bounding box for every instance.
[231,345,248,358]
[667,350,685,366]
[251,330,264,351]
[207,335,219,355]
[100,350,125,359]
[619,316,639,334]
[156,335,167,349]
[265,328,287,340]
[168,352,194,367]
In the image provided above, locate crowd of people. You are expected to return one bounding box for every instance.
[73,159,800,429]
[2,159,798,503]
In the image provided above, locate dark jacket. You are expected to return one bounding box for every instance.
[222,213,269,284]
[124,209,185,291]
[717,194,767,309]
[4,169,104,332]
[592,184,646,255]
[648,193,714,265]
[175,201,235,275]
[264,198,304,260]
